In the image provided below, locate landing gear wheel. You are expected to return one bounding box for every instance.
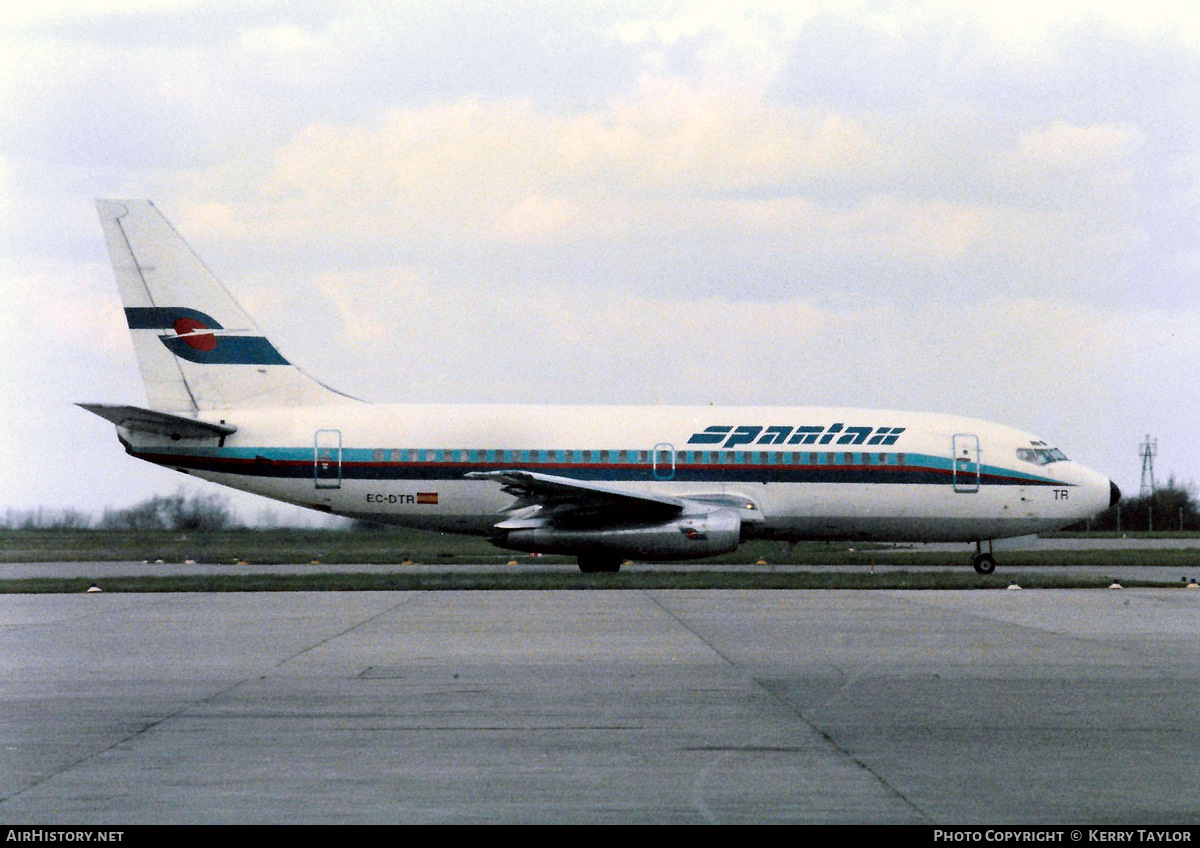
[577,554,622,574]
[972,553,996,575]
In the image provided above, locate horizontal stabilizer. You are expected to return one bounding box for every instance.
[78,404,236,440]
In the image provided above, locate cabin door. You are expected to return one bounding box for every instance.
[314,429,342,489]
[653,443,676,480]
[952,433,980,493]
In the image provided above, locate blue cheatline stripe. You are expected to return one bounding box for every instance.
[128,446,1068,487]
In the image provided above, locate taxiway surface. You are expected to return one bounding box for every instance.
[2,588,1198,824]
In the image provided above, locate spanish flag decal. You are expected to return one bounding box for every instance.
[417,492,439,505]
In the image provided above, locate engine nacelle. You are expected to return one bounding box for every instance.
[499,507,742,560]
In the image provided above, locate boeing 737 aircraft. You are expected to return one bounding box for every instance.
[81,200,1119,573]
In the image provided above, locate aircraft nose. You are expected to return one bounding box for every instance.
[1110,480,1121,508]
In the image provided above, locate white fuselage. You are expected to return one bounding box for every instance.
[88,201,1118,568]
[120,402,1114,545]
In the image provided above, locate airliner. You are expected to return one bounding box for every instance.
[81,199,1119,574]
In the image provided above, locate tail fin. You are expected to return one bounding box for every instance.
[96,199,354,411]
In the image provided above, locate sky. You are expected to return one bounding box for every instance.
[1,0,1197,524]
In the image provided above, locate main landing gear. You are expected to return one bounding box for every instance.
[972,540,996,575]
[577,553,622,574]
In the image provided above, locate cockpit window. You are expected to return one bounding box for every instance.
[1016,446,1069,465]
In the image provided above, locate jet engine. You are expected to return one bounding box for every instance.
[497,507,742,560]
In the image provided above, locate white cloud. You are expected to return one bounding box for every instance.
[237,23,322,56]
[1,0,1197,513]
[491,193,577,244]
[233,93,1051,281]
[1017,121,1138,167]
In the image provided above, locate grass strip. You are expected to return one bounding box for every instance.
[0,571,1179,594]
[4,529,1200,567]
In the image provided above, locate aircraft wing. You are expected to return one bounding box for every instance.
[464,469,686,522]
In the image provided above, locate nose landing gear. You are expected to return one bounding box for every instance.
[972,540,996,574]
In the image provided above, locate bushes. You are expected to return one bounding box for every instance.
[97,491,239,531]
[3,490,239,531]
[1085,477,1199,533]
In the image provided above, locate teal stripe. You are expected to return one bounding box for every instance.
[144,445,1065,487]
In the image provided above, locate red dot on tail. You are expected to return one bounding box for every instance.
[173,317,217,351]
